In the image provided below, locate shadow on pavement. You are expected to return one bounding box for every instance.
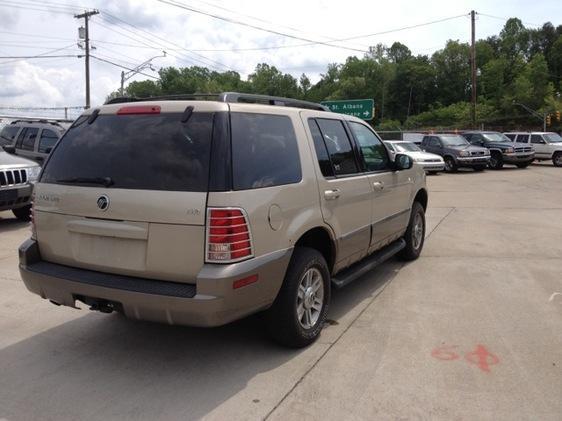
[0,257,401,420]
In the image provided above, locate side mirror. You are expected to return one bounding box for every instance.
[394,153,413,170]
[3,145,15,154]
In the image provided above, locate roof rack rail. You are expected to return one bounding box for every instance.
[105,92,330,112]
[9,118,68,126]
[218,92,330,112]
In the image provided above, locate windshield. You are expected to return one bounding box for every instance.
[482,133,511,142]
[440,135,469,146]
[544,133,562,143]
[41,112,214,192]
[393,142,421,152]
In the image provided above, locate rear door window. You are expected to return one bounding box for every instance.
[517,134,530,143]
[41,112,214,192]
[231,113,301,190]
[15,128,27,149]
[21,128,39,151]
[348,121,389,172]
[315,119,358,176]
[38,129,59,153]
[308,119,334,177]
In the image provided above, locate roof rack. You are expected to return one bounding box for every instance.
[9,118,69,127]
[104,92,330,112]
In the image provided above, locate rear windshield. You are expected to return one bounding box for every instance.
[41,112,214,192]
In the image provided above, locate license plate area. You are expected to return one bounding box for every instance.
[0,189,18,201]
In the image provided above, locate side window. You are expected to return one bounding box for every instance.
[308,119,334,177]
[463,134,473,142]
[15,128,27,149]
[316,119,359,176]
[505,134,516,141]
[0,126,20,146]
[38,129,59,153]
[530,134,543,144]
[21,128,39,151]
[517,134,530,143]
[429,137,440,147]
[385,143,395,152]
[470,134,482,144]
[421,136,430,146]
[231,113,302,190]
[348,121,389,172]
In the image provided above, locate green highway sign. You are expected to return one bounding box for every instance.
[321,99,374,120]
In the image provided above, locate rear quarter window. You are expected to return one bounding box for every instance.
[231,113,301,190]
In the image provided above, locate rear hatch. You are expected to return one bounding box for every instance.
[34,102,226,282]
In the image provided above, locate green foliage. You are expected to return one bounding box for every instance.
[108,18,562,129]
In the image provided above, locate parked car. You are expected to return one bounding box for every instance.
[504,132,562,167]
[18,93,428,347]
[420,134,490,172]
[0,119,68,165]
[384,140,445,174]
[462,131,535,169]
[1,145,41,220]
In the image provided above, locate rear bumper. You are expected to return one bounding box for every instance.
[19,239,292,327]
[0,184,33,211]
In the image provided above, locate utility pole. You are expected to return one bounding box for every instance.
[75,9,99,109]
[470,10,477,129]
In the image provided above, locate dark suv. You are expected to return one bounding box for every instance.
[462,131,535,169]
[421,134,490,172]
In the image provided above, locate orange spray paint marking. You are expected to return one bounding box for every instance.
[464,344,499,373]
[431,345,460,361]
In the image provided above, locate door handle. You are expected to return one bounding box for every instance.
[324,189,341,200]
[373,181,384,190]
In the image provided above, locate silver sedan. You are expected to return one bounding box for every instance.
[384,141,445,174]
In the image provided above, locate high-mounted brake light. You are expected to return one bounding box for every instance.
[206,208,253,263]
[117,105,161,115]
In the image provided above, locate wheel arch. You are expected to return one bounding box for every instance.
[413,188,428,211]
[294,226,336,274]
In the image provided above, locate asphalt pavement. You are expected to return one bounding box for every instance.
[1,163,561,420]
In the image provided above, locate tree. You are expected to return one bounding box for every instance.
[431,40,471,105]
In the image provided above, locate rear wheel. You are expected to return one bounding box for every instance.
[398,201,425,261]
[488,152,503,169]
[12,205,31,221]
[266,247,330,348]
[444,156,457,172]
[553,152,562,167]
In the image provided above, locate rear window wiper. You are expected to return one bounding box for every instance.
[56,176,114,187]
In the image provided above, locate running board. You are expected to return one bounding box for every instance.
[331,239,406,289]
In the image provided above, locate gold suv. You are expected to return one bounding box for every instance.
[19,93,428,347]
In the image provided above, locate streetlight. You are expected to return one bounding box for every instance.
[512,100,548,132]
[120,51,166,96]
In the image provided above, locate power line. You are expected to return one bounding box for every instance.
[0,54,80,58]
[90,55,160,80]
[0,44,78,65]
[478,13,542,28]
[154,0,368,53]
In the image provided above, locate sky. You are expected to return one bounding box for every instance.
[0,0,561,119]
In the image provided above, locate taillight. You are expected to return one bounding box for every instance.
[206,208,253,263]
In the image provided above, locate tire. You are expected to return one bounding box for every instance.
[516,162,530,169]
[12,205,31,221]
[553,152,562,167]
[444,156,457,173]
[266,247,331,348]
[488,152,503,169]
[398,201,426,261]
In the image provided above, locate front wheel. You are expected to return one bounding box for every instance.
[266,248,330,348]
[12,205,31,221]
[398,201,426,261]
[553,152,562,167]
[488,152,503,169]
[444,156,457,172]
